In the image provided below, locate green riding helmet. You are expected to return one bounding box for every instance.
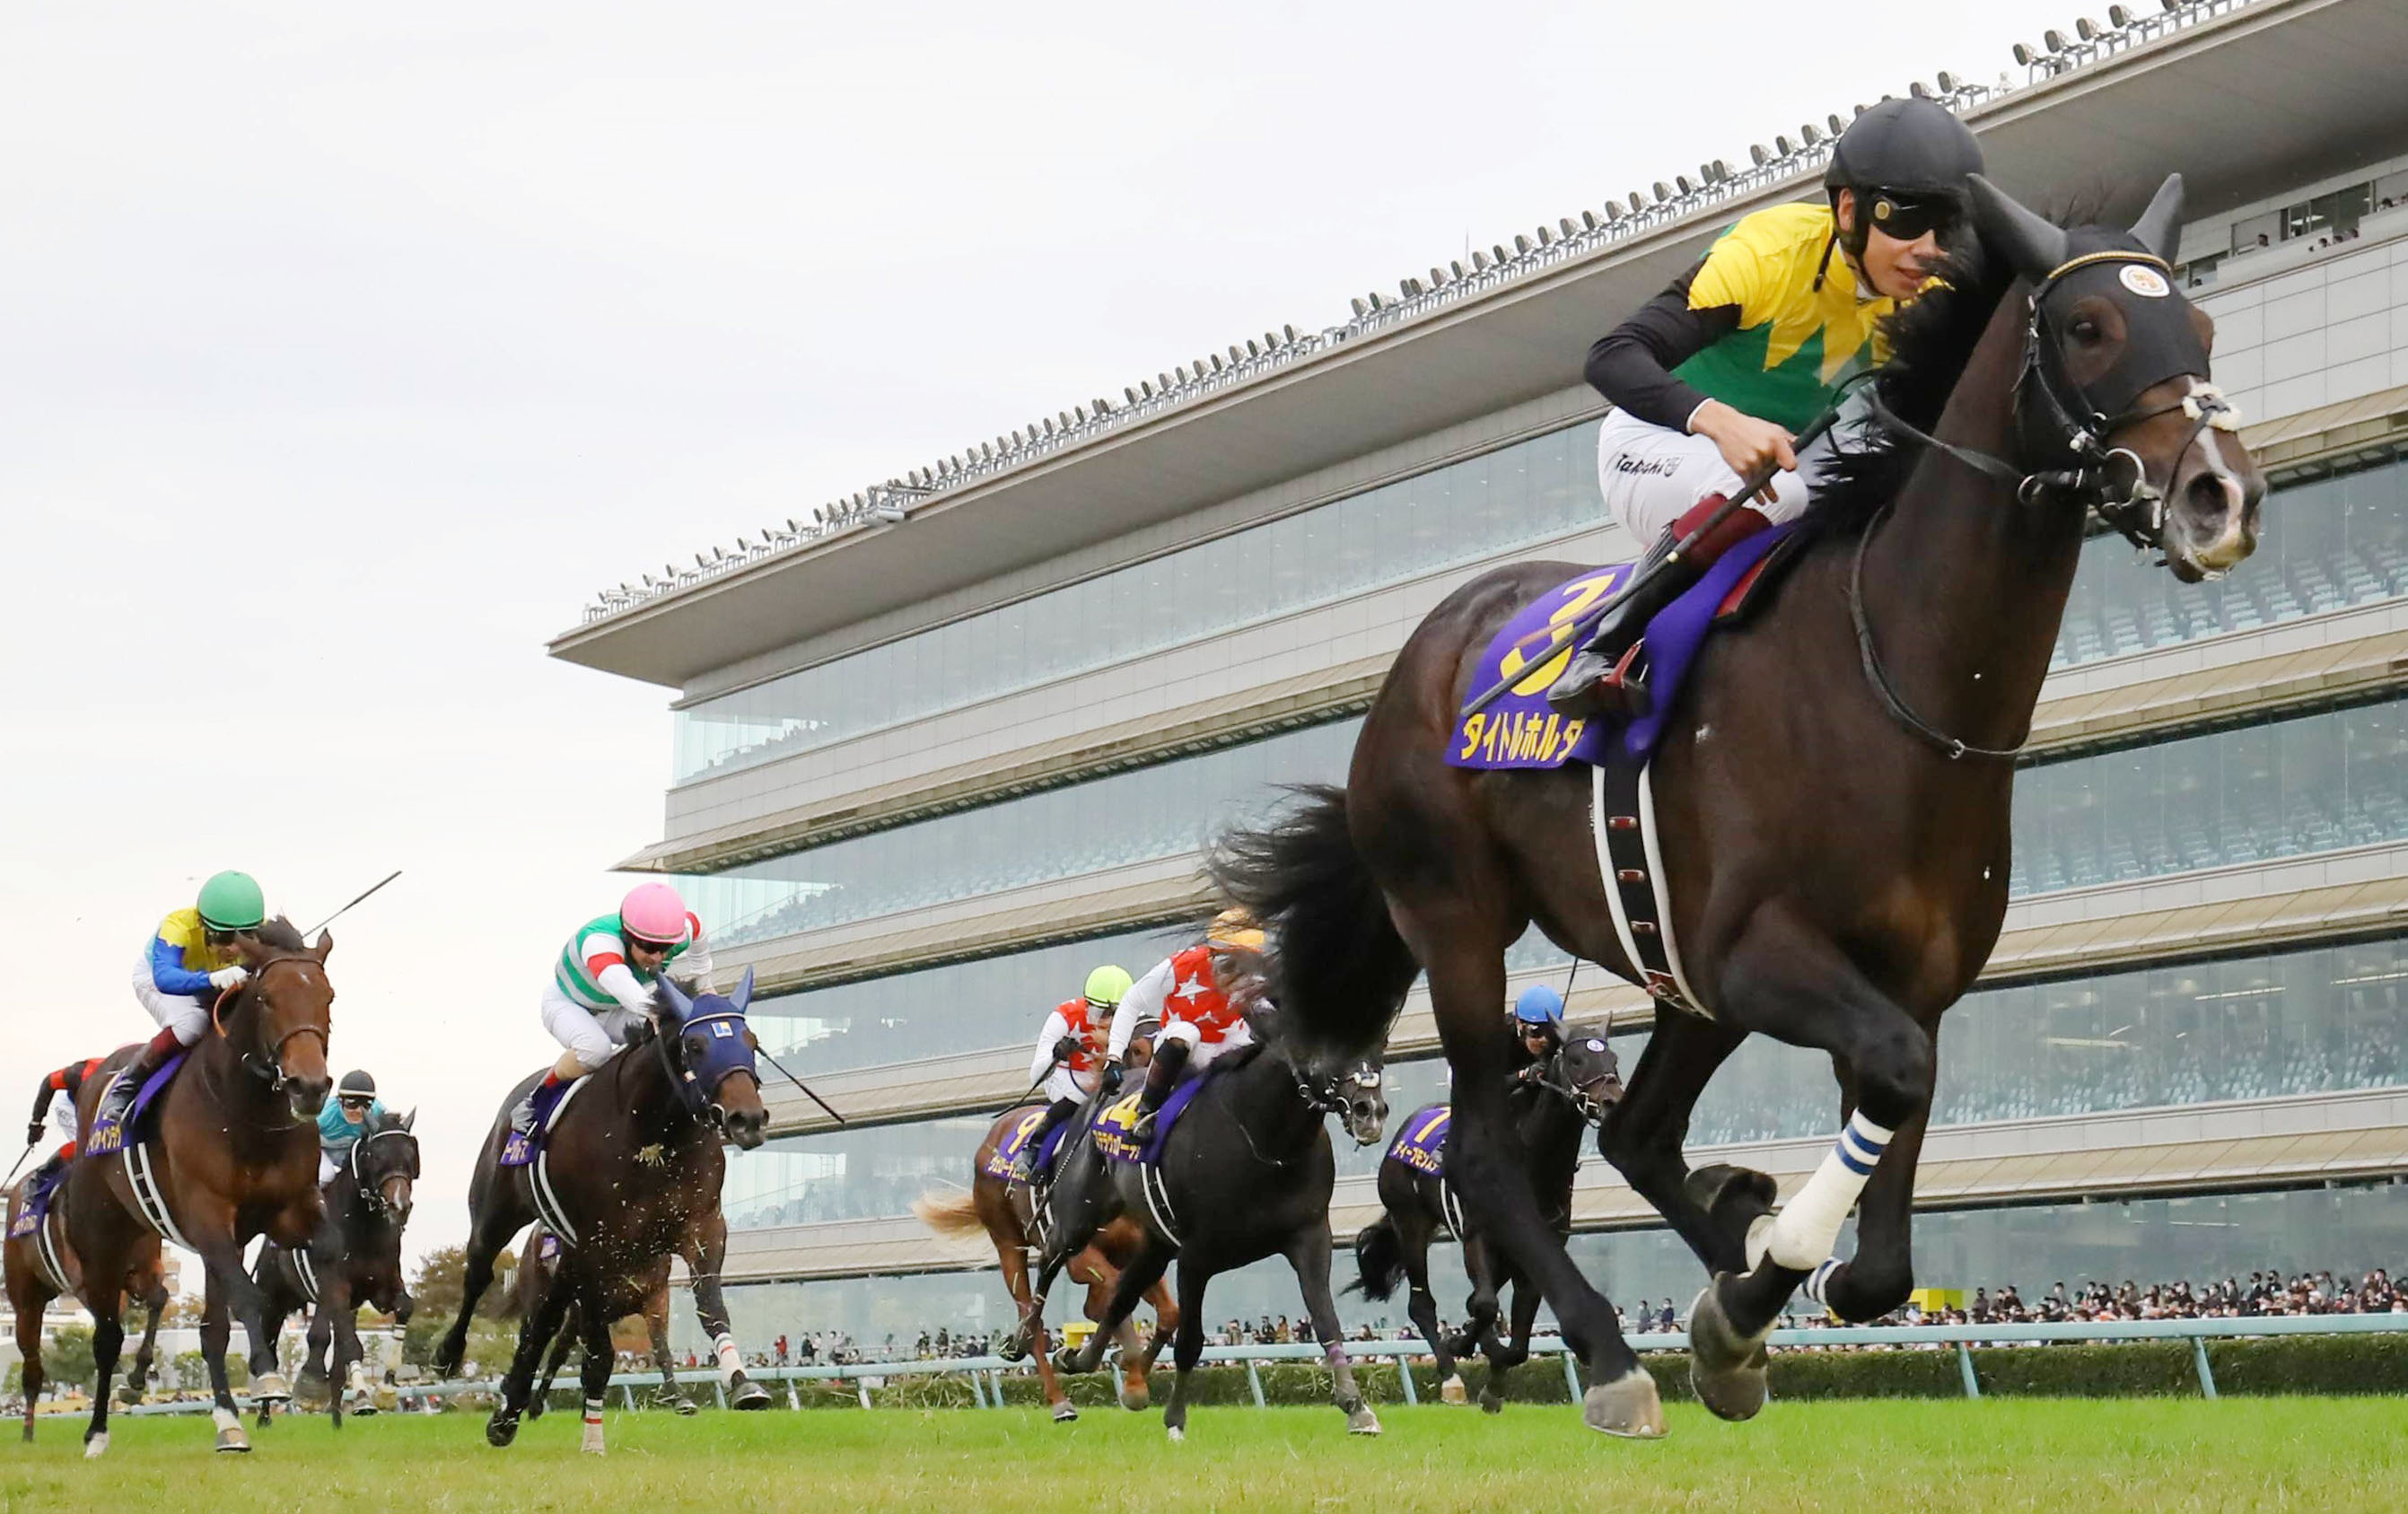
[196,871,267,932]
[1083,964,1134,1014]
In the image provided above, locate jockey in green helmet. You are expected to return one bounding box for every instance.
[95,871,268,1130]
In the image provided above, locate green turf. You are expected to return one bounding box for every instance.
[6,1397,2404,1512]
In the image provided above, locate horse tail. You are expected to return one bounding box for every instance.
[913,1190,985,1239]
[1348,1216,1405,1302]
[1209,783,1417,1060]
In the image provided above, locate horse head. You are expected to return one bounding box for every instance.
[229,920,335,1121]
[1549,1028,1624,1127]
[1326,1055,1389,1148]
[654,968,769,1150]
[1971,172,2264,582]
[353,1108,420,1226]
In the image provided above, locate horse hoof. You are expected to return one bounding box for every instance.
[731,1379,772,1412]
[673,1398,699,1417]
[1051,1400,1079,1423]
[1686,1281,1770,1422]
[1117,1385,1149,1413]
[1439,1375,1467,1406]
[115,1383,143,1407]
[1048,1346,1083,1376]
[1582,1369,1668,1439]
[1345,1407,1382,1437]
[486,1410,521,1448]
[995,1329,1029,1363]
[1165,1424,1185,1443]
[251,1372,293,1405]
[1479,1386,1505,1415]
[83,1431,109,1459]
[215,1425,251,1454]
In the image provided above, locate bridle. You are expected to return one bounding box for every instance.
[347,1126,417,1220]
[1528,1052,1616,1127]
[212,957,330,1093]
[652,1008,762,1136]
[1853,248,2243,763]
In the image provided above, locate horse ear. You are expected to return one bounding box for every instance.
[2129,172,2185,260]
[656,972,696,1022]
[312,929,334,963]
[1969,174,2069,280]
[731,967,755,1014]
[399,1107,416,1131]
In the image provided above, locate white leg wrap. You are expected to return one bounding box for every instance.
[581,1397,606,1455]
[714,1334,744,1386]
[212,1407,241,1432]
[1759,1111,1892,1272]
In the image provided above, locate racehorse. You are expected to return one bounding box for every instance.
[5,1170,171,1439]
[251,1107,419,1428]
[64,920,336,1455]
[1210,175,2262,1436]
[508,1221,697,1418]
[1022,1031,1390,1440]
[436,969,773,1453]
[1353,1029,1621,1410]
[912,1114,1178,1422]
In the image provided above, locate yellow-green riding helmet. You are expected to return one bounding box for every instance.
[1084,964,1134,1013]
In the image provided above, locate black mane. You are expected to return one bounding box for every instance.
[255,915,307,952]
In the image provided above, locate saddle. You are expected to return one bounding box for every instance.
[81,1051,189,1160]
[499,1074,582,1169]
[6,1160,70,1241]
[1448,525,1805,772]
[980,1107,1077,1186]
[1091,1072,1213,1168]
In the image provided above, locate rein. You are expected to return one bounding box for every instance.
[1853,249,2240,763]
[1528,1057,1612,1127]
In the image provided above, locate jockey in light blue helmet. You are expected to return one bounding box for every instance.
[1513,985,1566,1062]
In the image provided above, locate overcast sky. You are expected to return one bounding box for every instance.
[1,1,2096,1268]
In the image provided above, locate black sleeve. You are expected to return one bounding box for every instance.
[1583,257,1742,431]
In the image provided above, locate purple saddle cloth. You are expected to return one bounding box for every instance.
[81,1051,188,1160]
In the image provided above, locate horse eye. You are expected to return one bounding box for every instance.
[2070,318,2102,343]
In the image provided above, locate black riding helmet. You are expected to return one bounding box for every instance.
[337,1069,376,1101]
[1824,97,1986,260]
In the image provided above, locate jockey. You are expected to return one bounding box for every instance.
[1548,98,1984,718]
[1511,985,1566,1069]
[317,1070,387,1186]
[1109,909,1266,1139]
[1008,964,1134,1183]
[94,871,269,1131]
[22,1056,104,1190]
[511,882,716,1133]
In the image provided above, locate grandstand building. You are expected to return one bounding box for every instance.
[551,0,2408,1346]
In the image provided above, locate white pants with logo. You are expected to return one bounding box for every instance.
[319,1149,345,1186]
[539,983,637,1073]
[1157,1018,1253,1070]
[1042,1066,1094,1106]
[1595,407,1817,545]
[130,959,212,1047]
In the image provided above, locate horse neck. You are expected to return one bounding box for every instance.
[1860,284,2090,753]
[1222,1054,1321,1152]
[188,993,296,1148]
[611,1035,699,1144]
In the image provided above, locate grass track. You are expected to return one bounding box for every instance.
[7,1397,2405,1512]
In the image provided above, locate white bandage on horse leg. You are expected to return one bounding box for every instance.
[1800,1258,1843,1306]
[582,1397,606,1455]
[714,1333,744,1385]
[1757,1111,1891,1273]
[212,1406,241,1433]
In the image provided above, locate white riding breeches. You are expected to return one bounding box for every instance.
[130,960,212,1047]
[539,983,637,1073]
[1595,407,1814,545]
[318,1150,343,1186]
[1156,1019,1251,1068]
[1042,1066,1090,1106]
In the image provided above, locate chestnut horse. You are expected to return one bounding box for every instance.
[64,920,336,1455]
[1213,175,2262,1437]
[5,1166,171,1438]
[438,969,773,1454]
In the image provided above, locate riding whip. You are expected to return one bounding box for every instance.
[1002,1050,1071,1115]
[755,1046,846,1126]
[305,870,403,937]
[2,1140,35,1190]
[1461,399,1850,720]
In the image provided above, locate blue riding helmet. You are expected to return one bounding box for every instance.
[1513,985,1565,1026]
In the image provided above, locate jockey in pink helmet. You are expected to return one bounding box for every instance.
[511,883,717,1133]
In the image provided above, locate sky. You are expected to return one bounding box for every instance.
[0,0,2101,1269]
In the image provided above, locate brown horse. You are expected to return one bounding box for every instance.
[1213,175,2262,1437]
[4,1167,171,1439]
[437,970,772,1453]
[913,1105,1178,1421]
[63,920,335,1455]
[509,1221,697,1417]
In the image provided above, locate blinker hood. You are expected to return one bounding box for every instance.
[2033,237,2212,429]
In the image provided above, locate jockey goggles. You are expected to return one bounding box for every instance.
[1865,190,1965,245]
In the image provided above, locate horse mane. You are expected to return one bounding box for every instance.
[253,915,308,952]
[1800,199,2123,544]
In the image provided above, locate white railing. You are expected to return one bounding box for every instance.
[573,0,2265,627]
[115,1308,2404,1415]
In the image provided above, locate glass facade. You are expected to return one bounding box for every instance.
[672,422,1605,784]
[2051,454,2406,669]
[685,719,1358,946]
[690,1183,2408,1349]
[2010,696,2408,897]
[724,1115,995,1232]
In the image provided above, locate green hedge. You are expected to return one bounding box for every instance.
[511,1333,2408,1413]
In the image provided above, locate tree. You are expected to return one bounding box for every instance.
[44,1326,95,1391]
[400,1243,516,1369]
[162,1292,207,1327]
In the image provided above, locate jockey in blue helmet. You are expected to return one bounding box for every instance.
[1513,984,1566,1063]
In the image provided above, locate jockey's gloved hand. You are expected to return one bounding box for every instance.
[24,1122,41,1147]
[1051,1037,1081,1063]
[1100,1060,1125,1095]
[208,966,249,991]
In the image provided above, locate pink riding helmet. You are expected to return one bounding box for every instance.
[619,882,691,947]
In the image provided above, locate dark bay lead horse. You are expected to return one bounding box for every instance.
[438,969,773,1454]
[1214,174,2261,1437]
[252,1108,419,1428]
[66,921,336,1455]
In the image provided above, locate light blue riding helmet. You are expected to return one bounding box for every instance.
[1513,985,1565,1026]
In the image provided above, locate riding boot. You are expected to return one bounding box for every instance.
[1129,1041,1190,1141]
[509,1070,568,1135]
[1545,497,1769,720]
[93,1027,183,1132]
[1011,1098,1077,1184]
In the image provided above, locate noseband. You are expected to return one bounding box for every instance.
[652,1010,760,1135]
[348,1128,416,1220]
[213,957,330,1093]
[1529,1056,1613,1127]
[1853,248,2242,763]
